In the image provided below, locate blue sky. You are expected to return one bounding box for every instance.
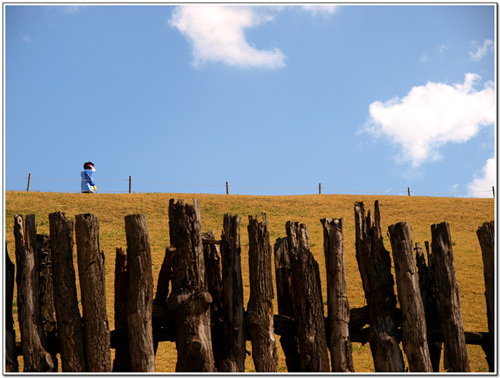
[4,3,496,197]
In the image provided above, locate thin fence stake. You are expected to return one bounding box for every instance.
[129,176,132,194]
[226,181,229,195]
[492,186,495,198]
[27,173,31,192]
[319,183,322,195]
[408,187,411,196]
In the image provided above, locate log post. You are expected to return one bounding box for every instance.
[49,211,87,372]
[167,199,214,372]
[15,214,55,372]
[6,243,18,372]
[75,214,111,372]
[113,247,130,372]
[321,217,354,372]
[388,222,432,372]
[431,222,470,372]
[286,221,330,372]
[415,242,442,372]
[476,220,494,371]
[203,231,225,371]
[354,201,404,372]
[220,213,245,372]
[246,214,277,372]
[124,214,156,372]
[274,237,300,372]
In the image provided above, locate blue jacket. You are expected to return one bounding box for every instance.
[81,169,96,192]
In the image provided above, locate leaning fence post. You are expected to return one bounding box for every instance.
[226,181,229,195]
[431,222,470,372]
[27,173,31,192]
[75,214,111,372]
[124,214,156,372]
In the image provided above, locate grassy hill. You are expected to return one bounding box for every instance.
[5,191,494,372]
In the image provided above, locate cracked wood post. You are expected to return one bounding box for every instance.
[247,214,277,372]
[124,214,156,372]
[286,221,330,372]
[431,222,470,372]
[220,213,245,372]
[167,199,214,372]
[203,231,225,371]
[49,211,86,372]
[274,237,300,372]
[476,220,494,372]
[112,247,130,372]
[354,201,404,372]
[75,214,111,372]
[6,243,18,372]
[388,222,432,372]
[415,242,442,372]
[321,217,354,372]
[14,214,55,372]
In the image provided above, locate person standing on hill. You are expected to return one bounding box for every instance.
[81,162,97,193]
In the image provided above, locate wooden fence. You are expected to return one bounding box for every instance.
[5,199,494,373]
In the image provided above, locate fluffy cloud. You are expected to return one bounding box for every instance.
[468,158,496,198]
[469,39,493,62]
[365,74,495,167]
[300,5,337,16]
[169,5,285,69]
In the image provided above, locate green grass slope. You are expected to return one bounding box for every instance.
[5,191,494,372]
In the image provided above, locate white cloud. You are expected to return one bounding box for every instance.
[467,158,496,198]
[169,5,285,69]
[469,39,493,62]
[300,5,337,17]
[364,74,495,167]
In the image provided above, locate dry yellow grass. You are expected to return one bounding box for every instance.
[5,191,494,372]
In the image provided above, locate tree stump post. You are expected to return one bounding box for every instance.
[15,214,55,372]
[388,222,432,372]
[167,199,214,372]
[476,220,494,371]
[49,211,87,372]
[124,214,156,372]
[431,222,470,372]
[321,217,354,372]
[286,221,330,372]
[220,213,246,372]
[75,213,111,372]
[415,242,442,372]
[246,214,278,372]
[113,247,130,372]
[354,202,404,372]
[6,243,18,372]
[274,237,300,372]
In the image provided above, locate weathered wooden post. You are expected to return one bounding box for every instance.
[476,220,494,371]
[15,214,55,372]
[274,237,300,372]
[27,173,31,192]
[220,213,245,372]
[321,217,354,372]
[167,199,214,372]
[124,214,156,372]
[246,214,278,372]
[112,247,130,372]
[6,244,18,372]
[286,221,330,372]
[388,222,432,372]
[49,211,87,372]
[75,214,111,372]
[431,222,470,372]
[354,202,404,372]
[415,242,442,372]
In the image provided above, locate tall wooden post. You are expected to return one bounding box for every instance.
[220,214,245,372]
[75,214,111,372]
[354,201,404,372]
[49,212,87,372]
[321,217,354,372]
[388,222,432,372]
[6,243,18,372]
[476,221,494,371]
[246,214,277,372]
[125,214,156,372]
[431,222,470,372]
[112,247,130,372]
[167,200,214,372]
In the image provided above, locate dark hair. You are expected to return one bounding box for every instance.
[83,161,94,170]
